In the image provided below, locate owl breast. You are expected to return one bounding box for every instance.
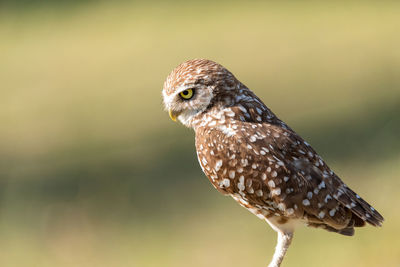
[194,112,287,220]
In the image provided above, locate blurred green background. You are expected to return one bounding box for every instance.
[1,1,400,266]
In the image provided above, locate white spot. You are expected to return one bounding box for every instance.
[261,173,267,180]
[318,211,325,218]
[271,171,277,177]
[278,203,285,211]
[222,179,230,187]
[329,209,336,216]
[307,192,313,199]
[268,180,275,188]
[220,125,236,137]
[272,188,281,196]
[286,208,294,215]
[225,109,235,117]
[324,194,332,203]
[335,190,344,198]
[237,167,243,173]
[262,147,269,153]
[252,163,257,169]
[229,170,235,179]
[256,190,263,197]
[302,199,310,206]
[238,105,247,113]
[283,176,289,182]
[267,167,271,172]
[249,136,257,142]
[318,181,326,189]
[215,160,223,171]
[237,183,245,191]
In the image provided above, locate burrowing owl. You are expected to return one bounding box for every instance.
[162,59,383,267]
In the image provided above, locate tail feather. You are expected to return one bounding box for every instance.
[347,187,384,224]
[336,186,384,227]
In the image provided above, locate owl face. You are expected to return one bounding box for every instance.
[162,59,237,127]
[162,79,214,127]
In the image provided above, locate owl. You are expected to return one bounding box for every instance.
[162,59,383,267]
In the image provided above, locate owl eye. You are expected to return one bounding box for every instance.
[179,89,194,100]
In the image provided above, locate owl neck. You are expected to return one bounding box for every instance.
[190,96,289,133]
[190,102,241,131]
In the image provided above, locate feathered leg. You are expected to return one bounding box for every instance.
[268,231,293,267]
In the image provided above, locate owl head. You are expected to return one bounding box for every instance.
[162,59,239,127]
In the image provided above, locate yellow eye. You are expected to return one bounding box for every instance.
[179,89,194,100]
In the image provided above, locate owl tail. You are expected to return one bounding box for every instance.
[336,186,384,227]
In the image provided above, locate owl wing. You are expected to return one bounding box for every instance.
[234,121,383,232]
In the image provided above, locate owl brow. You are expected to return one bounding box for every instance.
[195,77,215,87]
[193,78,205,84]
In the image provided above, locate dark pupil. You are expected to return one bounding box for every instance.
[182,91,189,95]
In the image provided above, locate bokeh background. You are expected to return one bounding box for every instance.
[1,1,400,266]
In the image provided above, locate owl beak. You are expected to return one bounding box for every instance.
[169,109,179,122]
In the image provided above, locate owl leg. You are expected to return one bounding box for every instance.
[268,231,293,267]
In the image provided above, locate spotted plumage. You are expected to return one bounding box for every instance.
[162,59,384,267]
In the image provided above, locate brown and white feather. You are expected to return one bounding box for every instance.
[163,58,384,239]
